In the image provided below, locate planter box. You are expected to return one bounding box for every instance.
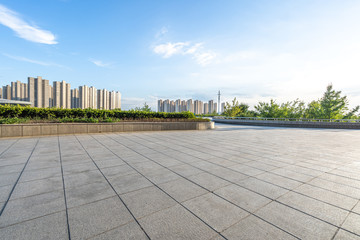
[0,121,214,138]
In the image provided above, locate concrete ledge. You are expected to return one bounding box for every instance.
[213,119,360,129]
[0,121,214,138]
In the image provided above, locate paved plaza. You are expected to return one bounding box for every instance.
[0,123,360,239]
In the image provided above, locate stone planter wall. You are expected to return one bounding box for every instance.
[0,121,214,138]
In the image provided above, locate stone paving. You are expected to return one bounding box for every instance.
[0,123,360,239]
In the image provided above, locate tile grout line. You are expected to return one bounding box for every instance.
[89,134,229,240]
[120,133,360,238]
[0,138,39,216]
[109,134,299,239]
[103,134,301,240]
[141,133,360,210]
[74,135,152,240]
[58,136,72,240]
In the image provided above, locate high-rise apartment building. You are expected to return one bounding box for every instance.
[208,100,214,114]
[59,81,71,109]
[186,99,194,113]
[1,76,121,110]
[158,100,163,112]
[203,103,209,114]
[88,87,97,109]
[71,89,80,108]
[27,76,51,108]
[221,102,226,113]
[175,99,181,112]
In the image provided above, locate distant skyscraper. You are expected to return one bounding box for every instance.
[194,100,203,115]
[204,103,209,114]
[27,76,50,108]
[79,85,89,109]
[175,99,181,112]
[208,100,214,114]
[89,86,97,109]
[187,99,194,113]
[221,102,225,113]
[181,100,187,112]
[157,99,163,112]
[2,85,11,100]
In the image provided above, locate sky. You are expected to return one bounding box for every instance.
[1,0,360,110]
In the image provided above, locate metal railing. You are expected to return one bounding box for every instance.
[213,116,360,123]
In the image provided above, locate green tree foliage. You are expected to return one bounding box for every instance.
[134,102,152,112]
[305,84,359,119]
[223,98,250,117]
[254,99,305,118]
[320,84,349,119]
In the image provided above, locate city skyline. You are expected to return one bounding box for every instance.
[158,98,223,114]
[1,76,121,110]
[1,1,360,110]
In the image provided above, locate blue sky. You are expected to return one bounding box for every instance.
[1,0,360,110]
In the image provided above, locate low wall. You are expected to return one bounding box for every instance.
[213,119,360,129]
[0,121,214,138]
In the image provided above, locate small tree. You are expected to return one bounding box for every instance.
[223,98,249,117]
[320,84,348,119]
[135,102,152,112]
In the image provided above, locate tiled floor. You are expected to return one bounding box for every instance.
[0,123,360,239]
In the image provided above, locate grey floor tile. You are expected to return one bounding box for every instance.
[256,201,338,239]
[100,164,136,178]
[109,172,152,194]
[139,204,218,240]
[353,201,360,214]
[66,181,116,208]
[183,193,249,232]
[341,213,360,236]
[88,221,148,240]
[0,211,68,240]
[0,172,19,187]
[168,164,204,177]
[158,178,208,202]
[121,186,177,218]
[333,229,360,240]
[188,172,231,191]
[0,164,24,175]
[294,183,359,211]
[214,184,271,213]
[142,168,181,185]
[19,167,62,182]
[231,164,265,176]
[11,176,63,200]
[277,191,349,226]
[237,177,289,199]
[0,190,65,228]
[255,172,303,190]
[0,185,12,203]
[222,215,297,240]
[68,196,133,240]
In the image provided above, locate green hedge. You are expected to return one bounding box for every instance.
[0,105,195,120]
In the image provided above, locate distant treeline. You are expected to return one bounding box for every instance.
[217,84,359,119]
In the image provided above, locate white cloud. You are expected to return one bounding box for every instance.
[0,4,57,44]
[153,41,216,66]
[153,42,190,58]
[89,58,112,67]
[193,52,216,66]
[3,53,65,67]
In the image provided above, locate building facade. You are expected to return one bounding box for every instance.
[1,76,121,110]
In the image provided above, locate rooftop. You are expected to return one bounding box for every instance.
[0,124,359,239]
